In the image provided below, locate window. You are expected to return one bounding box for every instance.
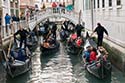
[10,9,14,15]
[10,2,14,7]
[117,0,121,5]
[85,0,90,10]
[97,0,100,8]
[102,0,105,8]
[16,10,19,16]
[109,0,112,7]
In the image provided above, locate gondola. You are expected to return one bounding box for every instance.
[86,58,112,79]
[26,31,38,50]
[40,41,60,55]
[2,42,32,78]
[66,37,84,55]
[66,44,83,55]
[83,38,112,79]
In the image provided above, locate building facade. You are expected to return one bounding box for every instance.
[0,0,11,26]
[75,0,125,47]
[41,0,73,8]
[10,0,20,16]
[20,0,36,14]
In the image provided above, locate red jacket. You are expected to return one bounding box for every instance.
[76,39,82,47]
[71,34,77,40]
[90,51,97,62]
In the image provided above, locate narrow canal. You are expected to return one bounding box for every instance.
[0,39,125,83]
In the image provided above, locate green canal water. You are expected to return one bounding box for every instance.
[0,42,125,83]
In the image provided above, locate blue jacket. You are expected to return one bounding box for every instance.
[5,15,11,25]
[84,51,90,59]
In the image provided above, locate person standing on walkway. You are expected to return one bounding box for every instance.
[14,26,29,48]
[91,23,108,47]
[12,14,17,22]
[5,13,11,35]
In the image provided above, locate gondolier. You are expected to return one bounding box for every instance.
[91,23,108,47]
[14,26,29,48]
[51,23,57,40]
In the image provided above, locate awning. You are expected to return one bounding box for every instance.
[20,5,35,9]
[66,4,73,11]
[52,2,57,8]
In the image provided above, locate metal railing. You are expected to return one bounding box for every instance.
[0,21,28,41]
[0,7,79,41]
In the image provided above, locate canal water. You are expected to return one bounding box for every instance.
[0,41,125,83]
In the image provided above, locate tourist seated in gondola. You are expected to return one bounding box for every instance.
[47,36,56,47]
[60,27,69,39]
[75,37,83,47]
[43,39,50,48]
[89,46,98,63]
[98,46,109,61]
[82,45,91,64]
[70,32,77,40]
[10,48,29,62]
[67,32,77,47]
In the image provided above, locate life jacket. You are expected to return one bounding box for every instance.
[71,34,77,40]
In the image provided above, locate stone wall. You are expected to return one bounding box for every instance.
[103,40,125,72]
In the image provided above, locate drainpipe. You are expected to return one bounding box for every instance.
[91,0,94,31]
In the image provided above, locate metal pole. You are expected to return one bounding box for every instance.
[79,10,81,24]
[91,0,94,31]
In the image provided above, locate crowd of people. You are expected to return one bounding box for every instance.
[83,45,109,65]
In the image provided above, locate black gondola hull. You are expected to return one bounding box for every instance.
[40,41,60,55]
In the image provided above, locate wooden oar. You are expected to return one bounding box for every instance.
[46,30,51,39]
[0,34,8,62]
[0,27,11,73]
[7,23,15,59]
